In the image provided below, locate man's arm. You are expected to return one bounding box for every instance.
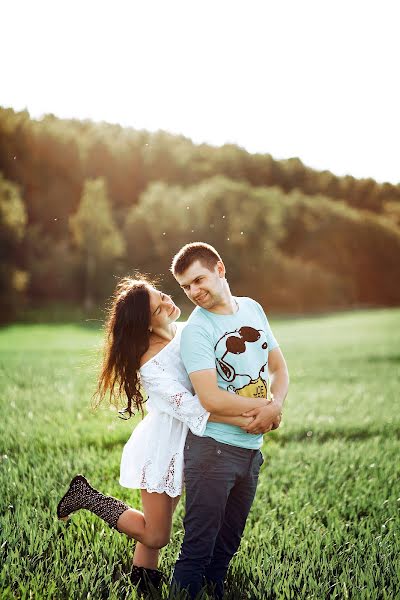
[189,369,268,416]
[242,347,289,434]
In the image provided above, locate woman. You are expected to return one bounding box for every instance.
[57,276,268,591]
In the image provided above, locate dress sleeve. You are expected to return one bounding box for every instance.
[140,358,210,436]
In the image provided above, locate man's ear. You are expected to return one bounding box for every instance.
[216,260,226,278]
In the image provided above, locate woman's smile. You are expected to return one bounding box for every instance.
[168,305,178,316]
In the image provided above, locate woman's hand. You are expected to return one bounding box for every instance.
[229,415,255,428]
[208,414,255,427]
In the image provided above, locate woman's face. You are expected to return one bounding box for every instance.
[148,287,181,330]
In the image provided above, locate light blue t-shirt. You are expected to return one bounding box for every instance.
[180,296,279,449]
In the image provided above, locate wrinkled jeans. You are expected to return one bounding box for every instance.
[172,431,264,598]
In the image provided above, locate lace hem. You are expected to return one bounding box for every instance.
[131,484,182,498]
[139,453,182,497]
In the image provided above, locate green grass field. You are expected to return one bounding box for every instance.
[0,309,399,599]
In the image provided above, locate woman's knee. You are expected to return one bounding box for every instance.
[146,531,171,549]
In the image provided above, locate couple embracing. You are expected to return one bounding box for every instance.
[57,242,289,598]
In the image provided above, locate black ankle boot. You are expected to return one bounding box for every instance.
[130,565,165,593]
[57,474,129,529]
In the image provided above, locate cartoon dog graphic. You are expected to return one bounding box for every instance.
[214,326,269,399]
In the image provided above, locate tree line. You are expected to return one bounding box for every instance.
[1,107,399,322]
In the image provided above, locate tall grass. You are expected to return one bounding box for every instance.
[1,309,399,599]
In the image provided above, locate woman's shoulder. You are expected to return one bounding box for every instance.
[139,346,160,368]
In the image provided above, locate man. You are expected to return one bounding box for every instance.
[170,242,289,598]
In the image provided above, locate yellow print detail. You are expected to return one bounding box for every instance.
[233,377,268,399]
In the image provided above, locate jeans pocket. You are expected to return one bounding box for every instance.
[185,438,218,473]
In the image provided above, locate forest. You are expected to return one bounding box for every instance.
[1,106,399,322]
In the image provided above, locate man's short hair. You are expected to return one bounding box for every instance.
[171,242,222,276]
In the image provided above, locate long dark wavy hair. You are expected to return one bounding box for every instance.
[94,275,154,418]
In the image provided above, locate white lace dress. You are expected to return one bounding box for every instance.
[119,323,209,497]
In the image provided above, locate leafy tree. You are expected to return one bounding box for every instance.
[279,191,400,306]
[0,173,27,321]
[70,177,125,310]
[24,224,79,303]
[1,107,400,316]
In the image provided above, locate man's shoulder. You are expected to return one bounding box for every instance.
[238,296,263,312]
[182,308,213,335]
[238,295,257,305]
[238,296,271,322]
[185,306,206,326]
[180,310,215,359]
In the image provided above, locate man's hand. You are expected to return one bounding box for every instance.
[241,401,282,434]
[241,347,289,435]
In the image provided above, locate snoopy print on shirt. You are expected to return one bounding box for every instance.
[214,326,270,399]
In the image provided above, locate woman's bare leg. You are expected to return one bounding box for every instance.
[132,543,159,569]
[130,491,181,569]
[117,490,180,550]
[172,495,181,512]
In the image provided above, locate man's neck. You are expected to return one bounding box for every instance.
[206,293,238,315]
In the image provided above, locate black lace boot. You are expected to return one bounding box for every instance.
[130,565,165,594]
[57,474,129,530]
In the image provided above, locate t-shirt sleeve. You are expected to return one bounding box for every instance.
[254,301,279,351]
[180,323,216,374]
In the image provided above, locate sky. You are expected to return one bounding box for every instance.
[2,0,399,184]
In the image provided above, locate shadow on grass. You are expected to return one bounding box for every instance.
[365,353,400,364]
[5,423,399,458]
[271,423,400,444]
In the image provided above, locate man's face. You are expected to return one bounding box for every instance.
[175,260,225,310]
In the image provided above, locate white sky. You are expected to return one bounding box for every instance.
[2,0,400,184]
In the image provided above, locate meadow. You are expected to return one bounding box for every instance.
[0,309,399,599]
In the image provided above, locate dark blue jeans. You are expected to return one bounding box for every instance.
[172,431,264,598]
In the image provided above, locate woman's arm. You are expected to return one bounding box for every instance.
[208,413,254,427]
[140,366,210,436]
[140,363,265,434]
